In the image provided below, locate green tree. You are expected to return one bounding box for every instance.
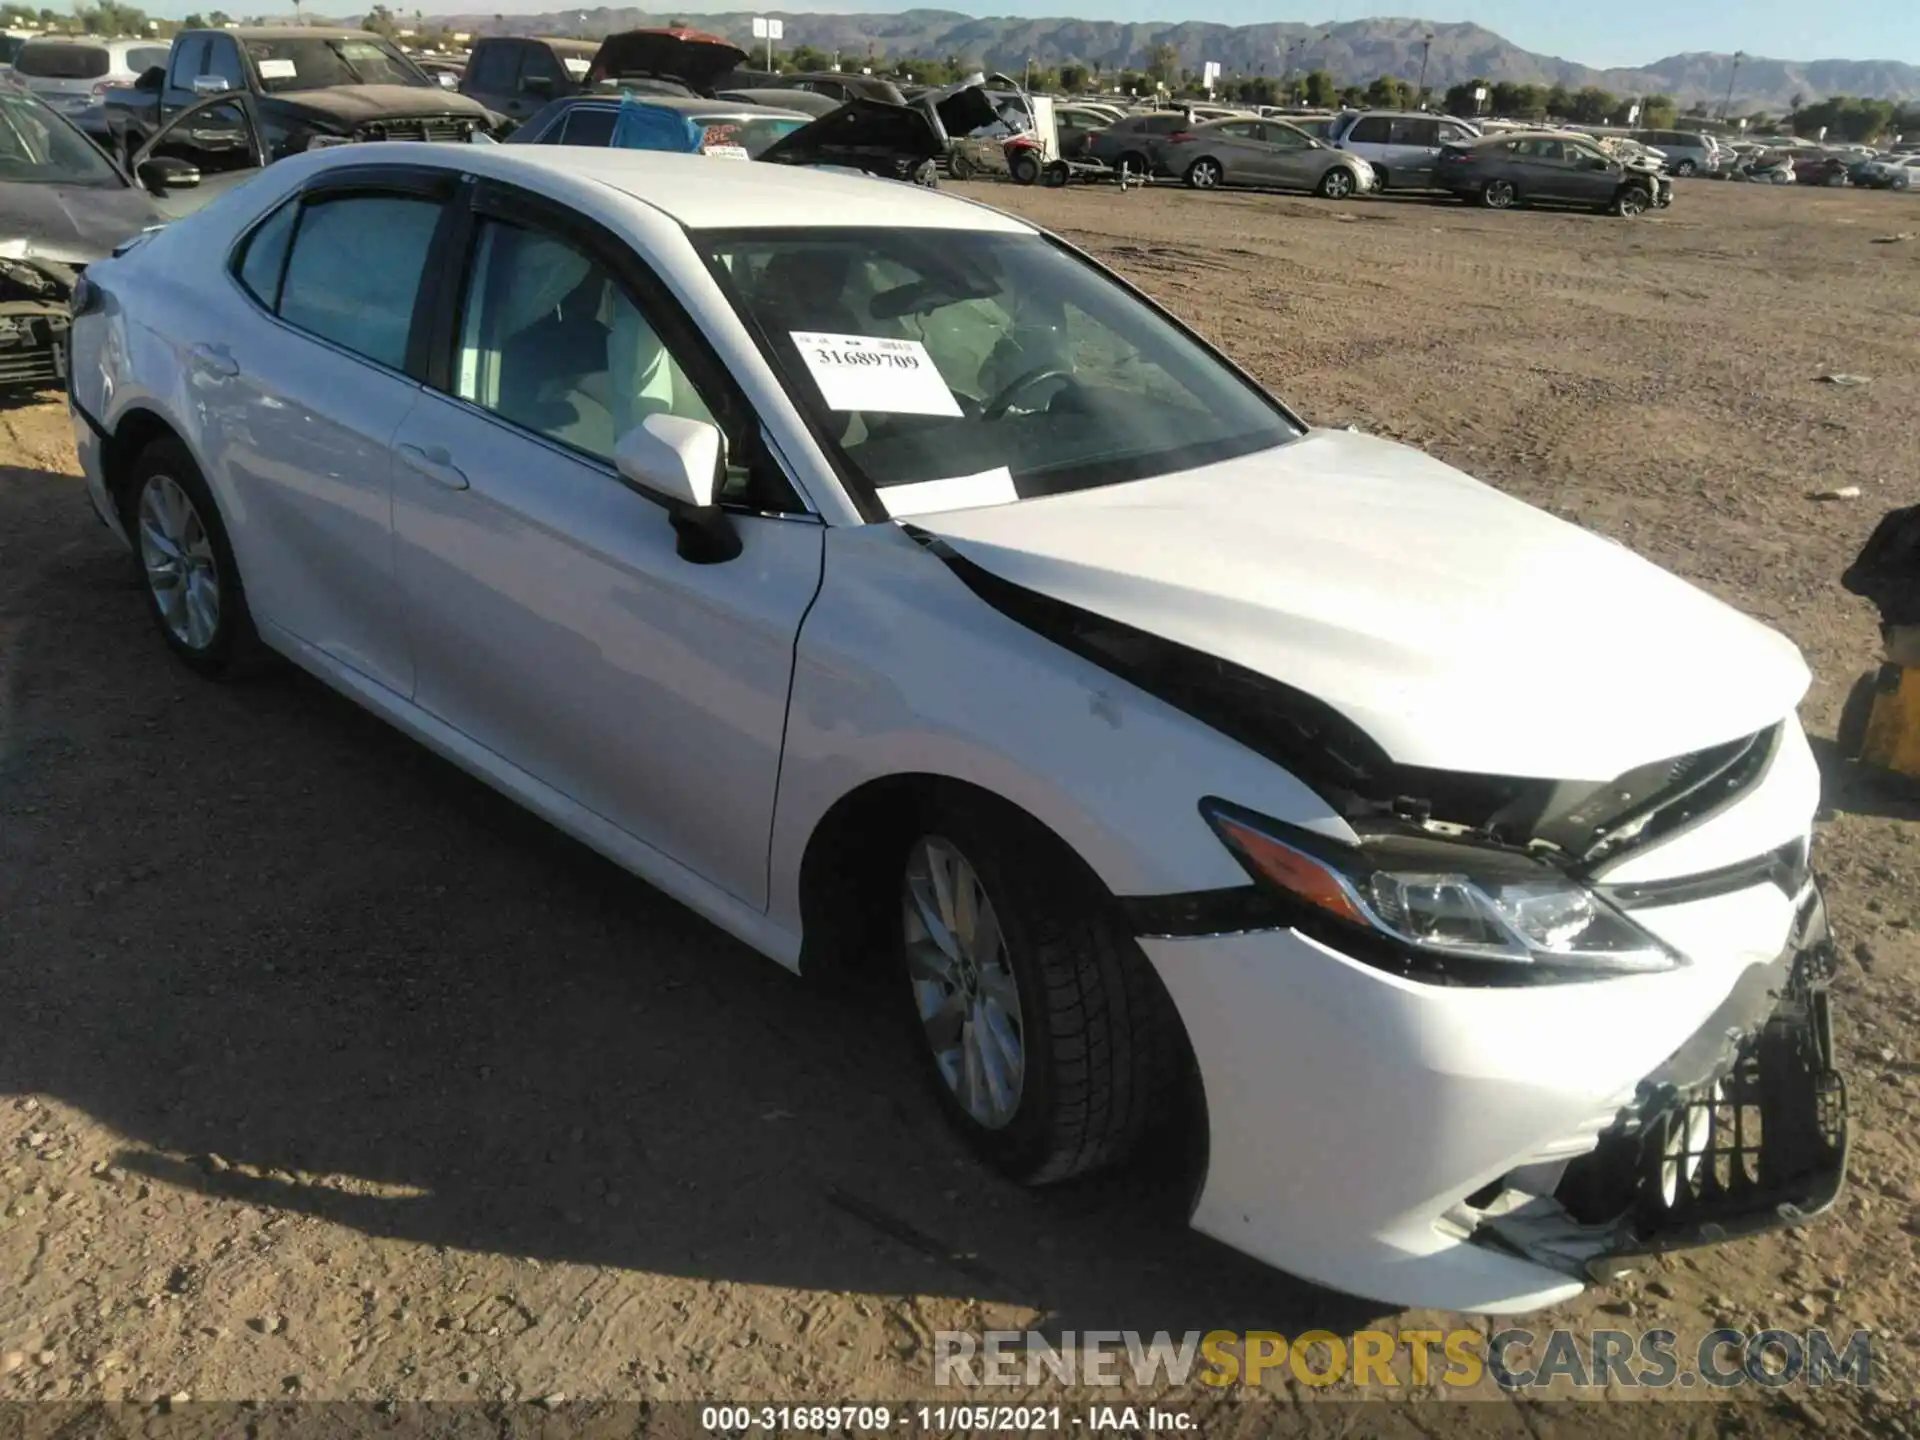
[1364,75,1413,109]
[1568,85,1619,125]
[1490,81,1547,118]
[1057,61,1087,93]
[1641,94,1678,128]
[1443,78,1487,117]
[1146,41,1179,86]
[1338,82,1366,108]
[181,11,206,26]
[1301,69,1337,108]
[1544,83,1573,119]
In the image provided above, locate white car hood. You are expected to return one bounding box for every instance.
[914,429,1810,781]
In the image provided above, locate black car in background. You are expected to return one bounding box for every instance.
[458,34,598,126]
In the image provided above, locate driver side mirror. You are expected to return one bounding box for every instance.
[521,73,554,98]
[136,156,202,194]
[191,75,231,97]
[614,415,742,564]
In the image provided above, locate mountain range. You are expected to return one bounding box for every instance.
[425,11,1920,110]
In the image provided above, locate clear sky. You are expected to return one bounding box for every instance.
[137,4,1920,69]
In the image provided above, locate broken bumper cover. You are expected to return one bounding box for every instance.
[0,301,70,391]
[1139,881,1844,1315]
[1499,891,1845,1278]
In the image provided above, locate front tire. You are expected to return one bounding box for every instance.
[1612,184,1651,216]
[123,437,259,677]
[1184,156,1223,190]
[1009,151,1041,186]
[1317,165,1357,199]
[1672,158,1697,177]
[897,799,1180,1185]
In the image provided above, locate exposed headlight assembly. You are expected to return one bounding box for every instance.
[1201,799,1681,979]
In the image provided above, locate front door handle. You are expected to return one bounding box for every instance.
[189,342,238,378]
[397,442,471,491]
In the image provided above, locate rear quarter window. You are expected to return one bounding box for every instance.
[126,46,170,73]
[15,42,109,80]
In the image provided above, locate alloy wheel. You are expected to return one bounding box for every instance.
[1321,168,1354,199]
[903,835,1025,1131]
[137,473,221,651]
[1484,178,1515,209]
[1187,159,1221,189]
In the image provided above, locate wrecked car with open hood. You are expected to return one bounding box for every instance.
[0,83,163,392]
[69,147,1844,1314]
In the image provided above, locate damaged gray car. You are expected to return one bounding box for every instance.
[0,84,162,394]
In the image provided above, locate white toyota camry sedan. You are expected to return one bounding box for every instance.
[68,143,1846,1314]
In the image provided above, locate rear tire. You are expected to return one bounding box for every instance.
[121,437,262,678]
[1673,158,1697,177]
[1042,159,1070,188]
[896,796,1182,1185]
[948,150,975,181]
[1010,152,1041,186]
[1184,156,1223,190]
[1481,177,1517,209]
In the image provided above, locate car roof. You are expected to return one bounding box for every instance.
[317,142,1036,232]
[227,27,382,41]
[553,92,808,119]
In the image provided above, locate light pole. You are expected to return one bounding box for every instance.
[1415,31,1434,109]
[1720,49,1745,120]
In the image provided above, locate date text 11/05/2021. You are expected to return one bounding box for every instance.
[700,1407,1197,1433]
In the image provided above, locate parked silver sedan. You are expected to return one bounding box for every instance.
[1154,115,1376,198]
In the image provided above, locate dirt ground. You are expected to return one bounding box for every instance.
[2,177,1919,1434]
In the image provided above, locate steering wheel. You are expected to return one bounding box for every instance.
[981,364,1075,421]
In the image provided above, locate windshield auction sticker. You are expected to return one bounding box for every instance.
[256,58,297,79]
[789,331,962,418]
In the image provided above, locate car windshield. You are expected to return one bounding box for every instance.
[693,113,805,157]
[696,227,1299,514]
[243,37,432,92]
[0,89,122,187]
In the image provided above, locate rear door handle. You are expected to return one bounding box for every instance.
[397,442,470,491]
[189,342,238,378]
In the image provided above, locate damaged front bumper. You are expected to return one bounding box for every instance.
[1139,867,1845,1314]
[0,252,77,393]
[1473,889,1846,1281]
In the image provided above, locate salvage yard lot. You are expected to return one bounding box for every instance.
[2,179,1918,1431]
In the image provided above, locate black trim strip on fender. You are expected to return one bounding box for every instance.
[1121,885,1283,939]
[70,393,109,443]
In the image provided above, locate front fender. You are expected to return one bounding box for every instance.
[765,522,1342,943]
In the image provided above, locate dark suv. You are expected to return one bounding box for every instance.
[458,35,599,126]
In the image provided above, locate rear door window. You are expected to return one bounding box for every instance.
[276,192,444,371]
[1346,115,1392,144]
[467,42,521,94]
[1389,117,1439,146]
[556,106,616,145]
[15,42,109,80]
